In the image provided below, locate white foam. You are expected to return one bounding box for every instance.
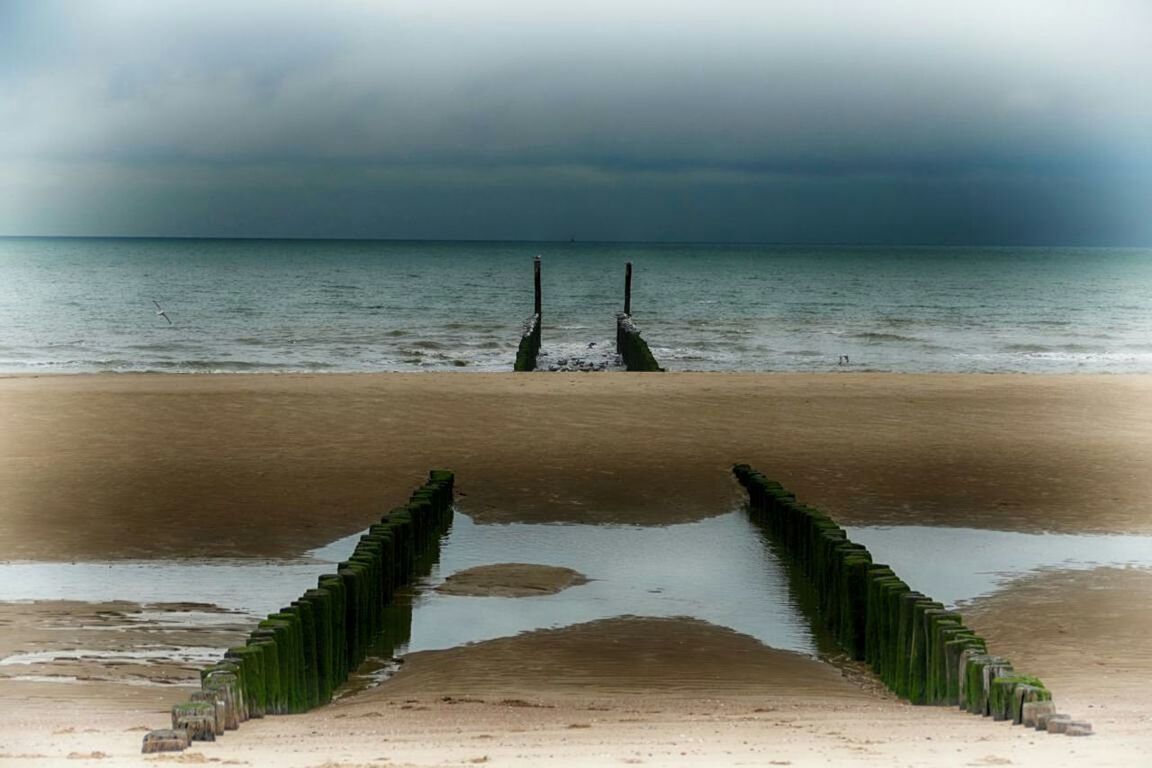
[0,647,225,666]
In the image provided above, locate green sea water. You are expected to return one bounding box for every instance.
[1,237,1150,373]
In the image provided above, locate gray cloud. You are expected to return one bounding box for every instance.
[1,0,1150,242]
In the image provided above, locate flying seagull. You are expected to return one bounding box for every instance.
[153,300,172,325]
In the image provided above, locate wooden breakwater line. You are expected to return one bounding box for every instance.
[512,257,662,372]
[616,312,661,371]
[514,313,541,372]
[143,470,455,753]
[514,256,543,371]
[732,464,1094,736]
[615,260,661,372]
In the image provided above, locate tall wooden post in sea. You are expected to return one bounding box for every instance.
[534,255,542,321]
[514,256,544,371]
[616,260,662,371]
[624,261,632,316]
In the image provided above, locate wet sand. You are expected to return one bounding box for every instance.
[963,567,1152,704]
[435,563,588,597]
[2,606,1148,767]
[0,372,1150,765]
[1,373,1151,561]
[0,600,246,696]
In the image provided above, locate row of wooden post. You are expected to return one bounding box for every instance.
[513,256,542,371]
[615,312,662,371]
[513,313,541,372]
[616,260,661,371]
[731,464,1091,736]
[513,257,660,372]
[143,470,456,753]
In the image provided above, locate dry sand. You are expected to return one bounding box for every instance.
[0,372,1150,766]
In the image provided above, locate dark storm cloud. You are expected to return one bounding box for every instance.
[1,0,1150,242]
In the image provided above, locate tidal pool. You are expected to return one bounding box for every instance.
[0,538,360,618]
[845,524,1152,607]
[2,510,1152,673]
[403,511,822,655]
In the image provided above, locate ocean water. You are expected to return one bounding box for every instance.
[1,237,1150,373]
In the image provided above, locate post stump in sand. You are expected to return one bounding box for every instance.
[199,673,241,730]
[1022,700,1057,728]
[989,676,1046,722]
[141,729,189,754]
[1010,680,1051,724]
[1065,720,1094,736]
[171,702,216,742]
[189,691,226,735]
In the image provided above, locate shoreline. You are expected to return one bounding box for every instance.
[4,368,1152,378]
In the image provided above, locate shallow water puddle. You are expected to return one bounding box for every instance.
[403,511,820,655]
[845,525,1152,608]
[392,513,1152,657]
[2,512,1152,679]
[0,539,360,617]
[0,538,361,679]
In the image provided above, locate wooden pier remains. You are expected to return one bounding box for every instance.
[615,261,661,371]
[144,471,455,753]
[512,257,662,371]
[731,464,1093,735]
[514,256,543,371]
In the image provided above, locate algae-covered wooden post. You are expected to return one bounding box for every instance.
[624,261,633,315]
[160,469,456,748]
[171,702,216,741]
[514,258,543,371]
[534,255,542,320]
[190,690,226,736]
[730,464,1061,729]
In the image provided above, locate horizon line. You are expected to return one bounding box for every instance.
[1,234,1149,249]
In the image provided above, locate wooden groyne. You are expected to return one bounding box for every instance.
[615,262,662,372]
[514,256,543,371]
[512,257,662,371]
[514,313,541,372]
[615,313,661,371]
[732,464,1093,735]
[144,470,455,753]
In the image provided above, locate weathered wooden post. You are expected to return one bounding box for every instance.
[624,261,633,315]
[141,729,189,754]
[220,648,262,718]
[171,702,216,741]
[733,465,1066,731]
[1023,700,1057,728]
[1065,720,1094,736]
[189,690,226,736]
[162,468,458,745]
[515,258,543,371]
[534,255,542,320]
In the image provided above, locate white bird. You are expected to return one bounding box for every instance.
[153,300,172,325]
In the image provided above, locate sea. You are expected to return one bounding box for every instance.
[1,237,1150,374]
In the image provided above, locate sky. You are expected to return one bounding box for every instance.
[1,0,1150,244]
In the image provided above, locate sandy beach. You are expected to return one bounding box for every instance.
[1,372,1151,766]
